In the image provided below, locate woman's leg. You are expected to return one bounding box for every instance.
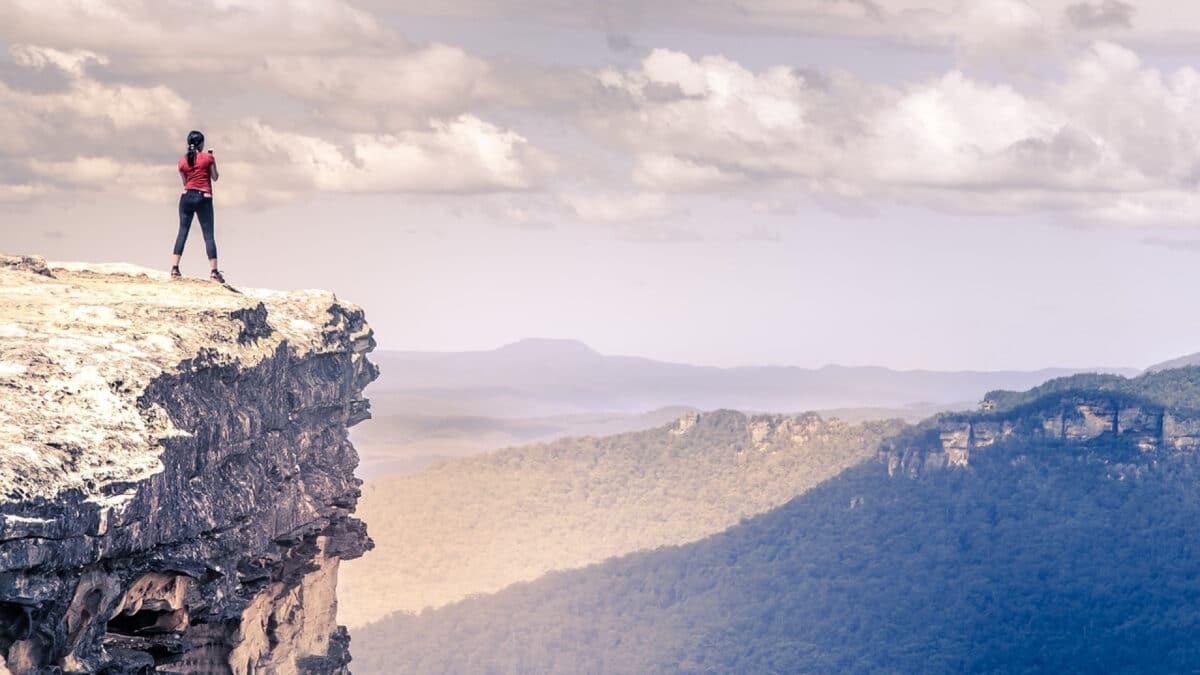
[197,197,218,269]
[172,193,197,265]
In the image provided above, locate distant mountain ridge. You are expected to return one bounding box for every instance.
[1146,351,1200,372]
[371,338,1137,417]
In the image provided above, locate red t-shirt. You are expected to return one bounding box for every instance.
[179,152,215,194]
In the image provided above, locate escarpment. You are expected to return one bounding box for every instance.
[881,382,1200,478]
[0,255,376,674]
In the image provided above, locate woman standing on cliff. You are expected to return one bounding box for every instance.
[170,130,225,283]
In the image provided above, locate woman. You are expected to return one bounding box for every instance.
[170,130,225,283]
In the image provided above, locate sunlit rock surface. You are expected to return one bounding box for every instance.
[0,255,375,674]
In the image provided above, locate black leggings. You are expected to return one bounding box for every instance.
[173,190,217,259]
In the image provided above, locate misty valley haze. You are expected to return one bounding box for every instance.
[351,337,1137,476]
[369,338,1140,415]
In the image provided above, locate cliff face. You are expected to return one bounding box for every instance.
[0,256,376,674]
[881,392,1200,478]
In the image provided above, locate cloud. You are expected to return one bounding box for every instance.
[632,154,744,191]
[594,50,837,179]
[935,1,1056,64]
[0,44,195,203]
[0,1,579,136]
[5,0,1200,232]
[345,0,1200,58]
[28,157,163,189]
[1142,236,1200,252]
[9,44,106,76]
[199,116,554,207]
[1064,0,1135,30]
[1081,192,1200,228]
[606,33,636,53]
[247,43,505,132]
[0,4,558,207]
[739,225,782,242]
[592,49,874,198]
[561,191,685,224]
[0,0,386,57]
[462,194,561,229]
[3,45,191,142]
[584,44,1200,225]
[319,117,553,193]
[614,224,704,243]
[28,114,555,209]
[0,183,46,203]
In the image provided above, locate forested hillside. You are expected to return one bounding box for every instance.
[339,411,904,627]
[352,385,1200,674]
[982,365,1200,413]
[352,405,698,478]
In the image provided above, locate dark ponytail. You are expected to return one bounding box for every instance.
[186,130,205,168]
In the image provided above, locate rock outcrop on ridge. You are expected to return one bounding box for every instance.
[0,255,376,674]
[880,390,1200,478]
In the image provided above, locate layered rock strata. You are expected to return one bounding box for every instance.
[881,393,1200,478]
[0,256,375,674]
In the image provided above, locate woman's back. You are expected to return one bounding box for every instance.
[179,152,215,194]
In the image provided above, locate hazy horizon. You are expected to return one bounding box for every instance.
[374,335,1150,372]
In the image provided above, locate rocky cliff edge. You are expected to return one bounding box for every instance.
[0,255,376,674]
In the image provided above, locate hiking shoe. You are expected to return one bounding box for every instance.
[210,269,226,284]
[170,265,182,279]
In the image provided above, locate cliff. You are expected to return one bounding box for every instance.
[0,255,376,674]
[880,387,1200,478]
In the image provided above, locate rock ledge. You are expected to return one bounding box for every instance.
[0,256,376,674]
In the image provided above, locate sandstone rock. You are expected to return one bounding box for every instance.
[1063,402,1115,441]
[747,413,841,451]
[0,257,375,673]
[669,412,700,436]
[1163,414,1200,451]
[969,421,1011,448]
[1041,413,1065,439]
[1117,406,1160,451]
[882,394,1200,478]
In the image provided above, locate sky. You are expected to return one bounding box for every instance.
[4,0,1200,370]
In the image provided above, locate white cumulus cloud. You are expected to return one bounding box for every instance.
[587,44,1200,225]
